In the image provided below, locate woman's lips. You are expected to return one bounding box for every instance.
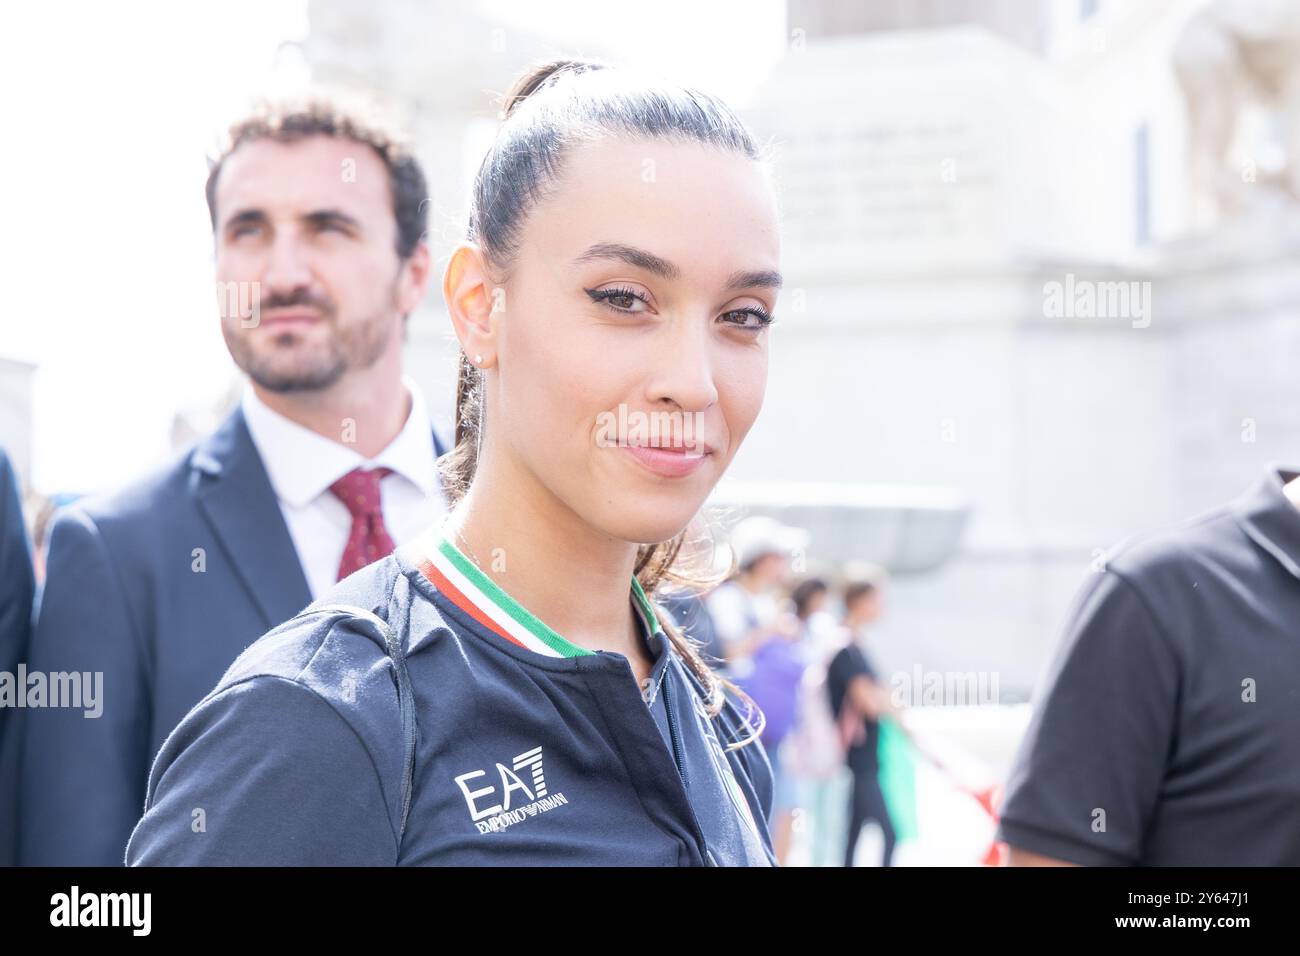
[622,443,709,478]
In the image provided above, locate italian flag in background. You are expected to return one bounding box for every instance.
[878,715,1004,865]
[876,715,919,842]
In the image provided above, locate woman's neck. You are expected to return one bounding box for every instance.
[446,455,647,665]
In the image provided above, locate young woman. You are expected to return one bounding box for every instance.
[126,59,785,866]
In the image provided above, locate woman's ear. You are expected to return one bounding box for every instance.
[443,242,498,368]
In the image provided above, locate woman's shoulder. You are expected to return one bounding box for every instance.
[130,558,414,864]
[219,556,404,693]
[129,663,403,864]
[175,556,413,785]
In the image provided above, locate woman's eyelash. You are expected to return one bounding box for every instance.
[584,286,775,330]
[723,306,775,330]
[584,286,648,310]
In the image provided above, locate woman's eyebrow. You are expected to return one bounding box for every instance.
[574,242,679,279]
[575,242,782,292]
[725,269,783,291]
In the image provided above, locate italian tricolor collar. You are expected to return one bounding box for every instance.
[406,528,663,659]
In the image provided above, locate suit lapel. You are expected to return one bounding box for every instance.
[192,407,313,630]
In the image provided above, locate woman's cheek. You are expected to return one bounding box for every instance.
[719,355,768,438]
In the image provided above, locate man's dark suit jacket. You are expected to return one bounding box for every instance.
[16,405,447,865]
[0,447,36,865]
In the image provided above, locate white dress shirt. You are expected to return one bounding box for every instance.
[241,376,447,600]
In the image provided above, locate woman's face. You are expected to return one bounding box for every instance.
[472,135,781,545]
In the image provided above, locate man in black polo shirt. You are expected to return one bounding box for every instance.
[998,463,1300,866]
[827,577,900,867]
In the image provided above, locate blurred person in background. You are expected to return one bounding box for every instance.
[828,572,900,866]
[705,515,806,680]
[738,576,826,863]
[18,99,449,866]
[781,567,872,866]
[998,464,1300,866]
[0,447,36,866]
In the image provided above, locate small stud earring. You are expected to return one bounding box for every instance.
[474,353,483,365]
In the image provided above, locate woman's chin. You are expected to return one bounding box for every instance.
[593,507,702,549]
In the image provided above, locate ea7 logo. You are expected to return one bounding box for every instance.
[454,745,548,821]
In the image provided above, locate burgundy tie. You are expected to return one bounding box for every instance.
[329,467,396,581]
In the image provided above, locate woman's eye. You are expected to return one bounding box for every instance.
[585,287,650,313]
[722,307,775,331]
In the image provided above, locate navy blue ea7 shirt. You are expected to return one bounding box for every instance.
[997,464,1300,865]
[126,527,776,866]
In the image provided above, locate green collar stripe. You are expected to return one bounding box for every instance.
[435,534,592,658]
[433,533,664,657]
[631,576,662,636]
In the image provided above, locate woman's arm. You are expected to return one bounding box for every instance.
[126,674,397,866]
